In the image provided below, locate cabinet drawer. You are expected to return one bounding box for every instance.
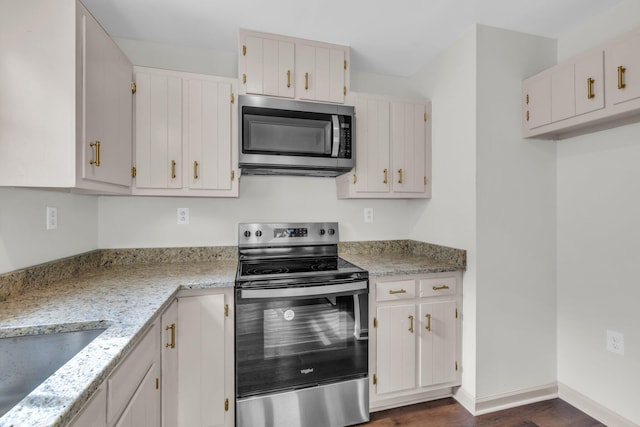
[107,322,159,425]
[376,280,416,301]
[419,276,457,297]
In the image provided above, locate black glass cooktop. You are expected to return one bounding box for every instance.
[239,257,339,276]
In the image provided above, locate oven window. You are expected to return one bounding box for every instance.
[263,299,347,359]
[236,292,368,398]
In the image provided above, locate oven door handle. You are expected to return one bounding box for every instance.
[239,280,367,299]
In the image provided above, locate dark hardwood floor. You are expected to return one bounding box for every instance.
[362,398,605,427]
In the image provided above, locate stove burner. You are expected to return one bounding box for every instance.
[311,262,334,271]
[246,267,290,275]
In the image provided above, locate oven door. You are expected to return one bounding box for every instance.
[235,280,368,399]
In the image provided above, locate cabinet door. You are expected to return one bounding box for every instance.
[607,32,640,106]
[69,383,107,427]
[243,36,294,98]
[82,7,132,187]
[297,44,345,103]
[376,304,416,395]
[575,50,604,115]
[523,73,551,130]
[391,101,427,194]
[353,95,391,194]
[161,300,178,427]
[134,69,182,189]
[183,76,237,193]
[114,362,161,427]
[551,63,575,122]
[419,301,457,387]
[178,294,229,427]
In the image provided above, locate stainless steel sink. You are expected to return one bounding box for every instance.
[0,328,106,417]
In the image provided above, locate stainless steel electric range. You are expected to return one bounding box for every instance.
[235,222,369,427]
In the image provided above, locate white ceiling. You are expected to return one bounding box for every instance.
[81,0,623,77]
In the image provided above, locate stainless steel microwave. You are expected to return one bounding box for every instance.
[238,95,355,177]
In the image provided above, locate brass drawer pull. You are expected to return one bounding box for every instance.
[89,141,101,166]
[389,289,407,295]
[618,65,626,89]
[171,160,177,179]
[426,313,432,331]
[398,168,403,184]
[432,285,450,291]
[305,72,309,90]
[408,315,414,333]
[287,69,291,88]
[383,168,388,184]
[193,161,199,180]
[587,77,595,99]
[165,323,176,349]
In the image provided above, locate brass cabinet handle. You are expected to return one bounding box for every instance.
[231,170,235,181]
[618,66,626,89]
[398,168,403,184]
[305,72,309,90]
[425,313,432,331]
[587,77,595,99]
[383,168,388,184]
[408,315,414,333]
[165,323,176,349]
[89,141,101,166]
[389,289,407,295]
[432,285,450,291]
[353,174,357,184]
[526,110,530,122]
[171,160,176,179]
[243,73,247,84]
[287,70,291,88]
[193,161,199,180]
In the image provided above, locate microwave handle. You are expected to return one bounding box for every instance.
[331,115,340,157]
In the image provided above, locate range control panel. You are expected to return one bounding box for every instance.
[238,222,338,247]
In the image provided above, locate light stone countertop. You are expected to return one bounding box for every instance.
[0,261,237,427]
[0,240,465,427]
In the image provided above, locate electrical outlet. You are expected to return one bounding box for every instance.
[177,208,189,225]
[606,330,624,355]
[46,206,57,230]
[364,208,374,223]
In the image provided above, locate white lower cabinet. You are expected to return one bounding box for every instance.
[370,272,462,410]
[107,322,161,427]
[68,384,107,427]
[161,289,234,427]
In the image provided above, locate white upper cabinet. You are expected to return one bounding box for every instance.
[239,29,349,103]
[523,26,640,139]
[132,67,239,197]
[606,31,640,106]
[134,68,183,190]
[0,0,133,193]
[337,93,431,199]
[241,34,295,98]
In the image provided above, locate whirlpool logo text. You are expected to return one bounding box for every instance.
[300,368,314,375]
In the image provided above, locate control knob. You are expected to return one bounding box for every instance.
[328,228,335,236]
[255,230,262,237]
[243,230,251,238]
[319,229,326,236]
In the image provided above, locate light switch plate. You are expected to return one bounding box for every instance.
[364,208,374,223]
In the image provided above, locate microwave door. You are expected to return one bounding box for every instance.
[331,115,340,158]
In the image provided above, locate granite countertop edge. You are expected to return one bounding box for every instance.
[0,240,465,426]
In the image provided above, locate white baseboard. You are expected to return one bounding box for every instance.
[558,382,639,427]
[455,383,558,416]
[370,388,454,412]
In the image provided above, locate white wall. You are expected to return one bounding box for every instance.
[475,25,557,398]
[408,27,479,399]
[99,177,423,247]
[0,188,97,273]
[555,2,640,424]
